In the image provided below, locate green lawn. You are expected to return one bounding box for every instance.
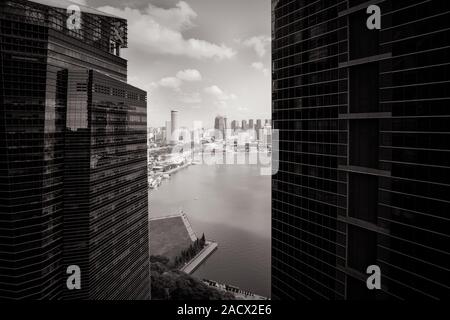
[150,216,194,263]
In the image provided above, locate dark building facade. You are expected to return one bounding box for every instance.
[0,0,149,299]
[272,0,450,300]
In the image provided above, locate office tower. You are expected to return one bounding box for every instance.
[214,115,225,140]
[272,0,450,300]
[224,117,228,139]
[256,119,262,140]
[242,120,248,131]
[0,0,149,299]
[165,121,172,144]
[256,119,262,129]
[249,119,255,130]
[231,120,237,131]
[170,110,179,144]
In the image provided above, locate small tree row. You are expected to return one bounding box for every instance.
[174,233,207,268]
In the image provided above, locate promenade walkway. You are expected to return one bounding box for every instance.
[179,241,218,274]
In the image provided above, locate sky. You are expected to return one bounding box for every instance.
[74,0,271,129]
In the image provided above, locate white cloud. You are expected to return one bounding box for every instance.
[147,1,197,31]
[98,2,236,60]
[158,77,182,90]
[176,69,202,82]
[204,85,237,101]
[155,69,202,91]
[205,85,237,110]
[251,62,270,76]
[204,85,223,96]
[243,36,271,57]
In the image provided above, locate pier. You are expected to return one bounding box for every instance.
[179,241,218,275]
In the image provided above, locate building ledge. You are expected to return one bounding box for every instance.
[338,0,385,17]
[337,216,390,234]
[339,165,391,177]
[339,53,392,68]
[339,112,392,120]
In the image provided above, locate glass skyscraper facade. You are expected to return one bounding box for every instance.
[272,0,449,300]
[0,0,149,299]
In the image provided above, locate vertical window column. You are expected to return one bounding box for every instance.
[338,0,392,299]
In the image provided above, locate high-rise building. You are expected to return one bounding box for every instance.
[256,119,262,140]
[0,0,150,299]
[272,0,450,300]
[231,120,237,131]
[165,121,172,144]
[249,119,255,130]
[256,119,262,129]
[242,120,248,130]
[170,110,179,145]
[224,117,228,139]
[214,115,226,140]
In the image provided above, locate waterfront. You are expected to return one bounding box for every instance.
[149,163,271,298]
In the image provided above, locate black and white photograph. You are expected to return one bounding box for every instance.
[0,0,449,312]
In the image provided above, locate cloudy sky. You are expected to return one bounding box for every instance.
[76,0,271,128]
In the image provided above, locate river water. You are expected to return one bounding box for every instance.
[149,162,271,298]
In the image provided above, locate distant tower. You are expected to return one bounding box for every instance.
[249,119,254,130]
[214,115,225,140]
[242,120,248,130]
[231,120,237,131]
[170,110,179,144]
[224,117,228,139]
[256,119,262,140]
[165,121,171,144]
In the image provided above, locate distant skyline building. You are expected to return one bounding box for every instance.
[231,120,237,131]
[214,115,226,140]
[256,119,262,129]
[0,0,150,300]
[224,117,228,139]
[272,0,450,300]
[165,120,172,144]
[249,119,255,130]
[242,120,248,130]
[256,119,262,140]
[170,110,179,144]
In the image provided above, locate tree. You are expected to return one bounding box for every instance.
[200,233,206,247]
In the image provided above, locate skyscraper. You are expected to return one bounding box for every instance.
[214,115,226,140]
[170,110,179,145]
[224,117,228,139]
[256,119,262,140]
[231,120,237,131]
[242,120,248,130]
[165,121,172,144]
[0,0,149,299]
[272,0,450,300]
[249,119,255,130]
